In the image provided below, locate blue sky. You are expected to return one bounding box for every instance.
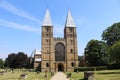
[0,0,120,59]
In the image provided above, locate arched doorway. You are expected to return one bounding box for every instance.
[58,63,64,71]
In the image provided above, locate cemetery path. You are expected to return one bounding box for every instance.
[50,72,69,80]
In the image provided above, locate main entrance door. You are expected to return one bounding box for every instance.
[58,64,64,71]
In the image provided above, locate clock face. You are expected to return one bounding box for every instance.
[55,43,65,61]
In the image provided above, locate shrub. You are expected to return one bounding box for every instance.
[74,67,94,72]
[96,66,108,70]
[74,66,108,72]
[108,64,120,70]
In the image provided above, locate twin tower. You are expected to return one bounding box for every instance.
[40,9,78,72]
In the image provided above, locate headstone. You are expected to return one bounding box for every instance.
[36,71,40,74]
[51,72,54,76]
[11,68,14,74]
[20,74,28,79]
[67,72,72,78]
[0,71,6,76]
[44,71,47,78]
[84,71,94,80]
[76,70,79,73]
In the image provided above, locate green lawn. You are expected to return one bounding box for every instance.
[0,69,120,80]
[0,69,52,80]
[66,70,120,80]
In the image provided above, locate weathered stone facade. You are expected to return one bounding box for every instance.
[34,50,41,69]
[34,9,78,72]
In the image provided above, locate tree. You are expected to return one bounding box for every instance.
[0,59,4,68]
[78,56,86,67]
[14,52,28,68]
[5,52,28,68]
[85,39,108,66]
[109,41,120,64]
[27,57,34,69]
[102,22,120,46]
[4,53,16,68]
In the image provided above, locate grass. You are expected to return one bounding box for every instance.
[66,70,120,80]
[0,69,120,80]
[0,69,52,80]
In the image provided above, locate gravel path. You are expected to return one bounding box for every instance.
[50,72,69,80]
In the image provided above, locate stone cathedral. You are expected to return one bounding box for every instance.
[34,9,78,72]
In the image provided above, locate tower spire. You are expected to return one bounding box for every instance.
[42,9,52,26]
[65,10,75,27]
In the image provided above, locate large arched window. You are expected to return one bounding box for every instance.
[55,43,65,61]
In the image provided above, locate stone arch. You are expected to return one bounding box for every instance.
[58,63,64,71]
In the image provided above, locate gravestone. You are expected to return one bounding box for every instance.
[76,70,79,73]
[44,71,47,78]
[0,71,6,76]
[84,71,94,80]
[20,74,28,79]
[67,72,72,78]
[51,72,54,76]
[36,71,40,74]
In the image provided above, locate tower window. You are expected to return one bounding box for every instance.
[69,28,73,32]
[71,49,73,53]
[70,40,73,44]
[70,34,72,37]
[45,27,50,32]
[46,63,49,67]
[46,34,49,37]
[71,62,74,67]
[46,39,49,43]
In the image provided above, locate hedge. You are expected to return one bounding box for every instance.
[108,64,120,70]
[74,66,108,72]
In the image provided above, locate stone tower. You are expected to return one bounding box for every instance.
[64,10,78,71]
[41,9,78,72]
[41,9,54,72]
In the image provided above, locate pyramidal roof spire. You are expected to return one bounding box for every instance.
[65,10,76,27]
[42,9,52,26]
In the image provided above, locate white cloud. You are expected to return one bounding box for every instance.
[0,18,40,33]
[0,0,41,23]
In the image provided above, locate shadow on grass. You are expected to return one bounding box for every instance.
[98,72,120,75]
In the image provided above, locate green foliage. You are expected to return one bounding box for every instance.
[74,66,108,72]
[74,67,95,72]
[0,59,4,68]
[78,56,86,67]
[95,66,108,70]
[85,39,108,66]
[66,70,120,80]
[108,64,120,69]
[4,52,30,69]
[78,55,83,61]
[108,41,120,64]
[102,22,120,46]
[14,52,28,68]
[4,53,16,68]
